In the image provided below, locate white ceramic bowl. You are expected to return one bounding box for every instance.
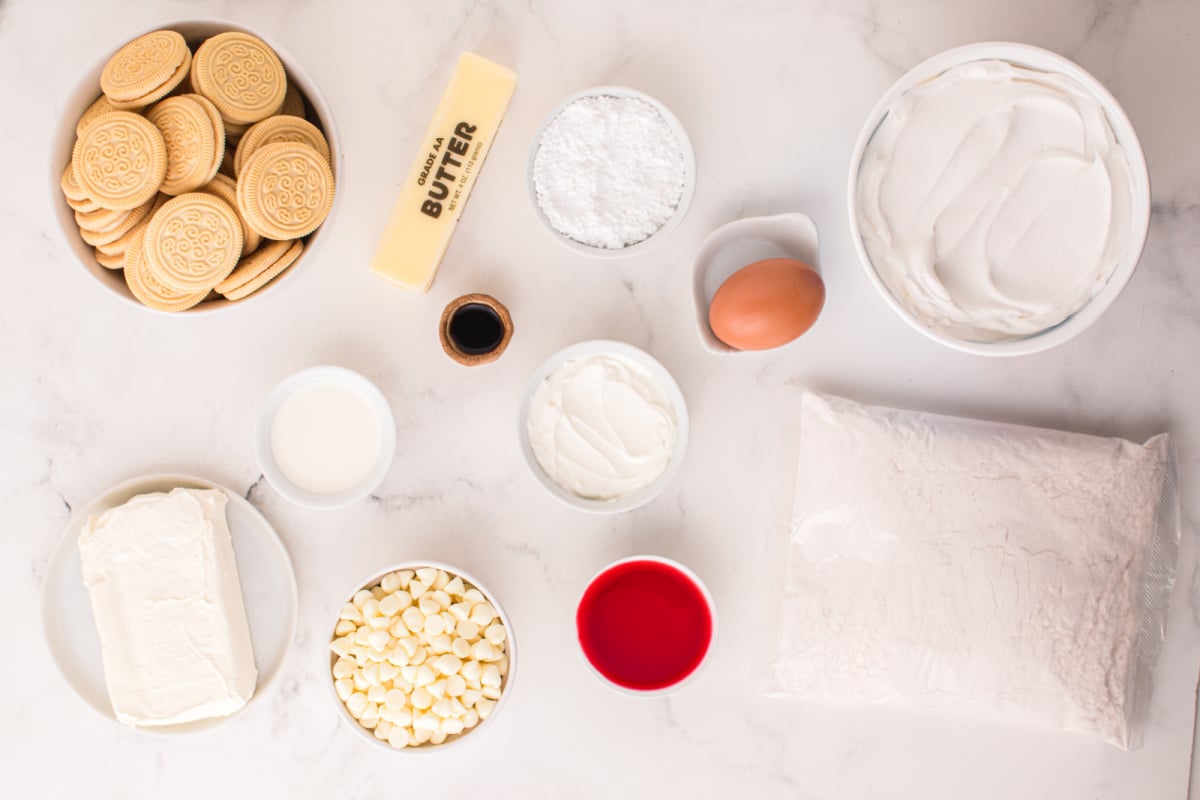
[527,86,696,258]
[575,555,717,697]
[254,366,396,509]
[518,340,689,514]
[327,561,517,753]
[51,19,343,315]
[847,42,1151,356]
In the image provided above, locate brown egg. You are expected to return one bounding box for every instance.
[708,258,825,350]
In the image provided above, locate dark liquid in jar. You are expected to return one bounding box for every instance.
[576,559,713,691]
[448,303,504,355]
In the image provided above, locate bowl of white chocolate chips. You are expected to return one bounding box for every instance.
[328,562,514,751]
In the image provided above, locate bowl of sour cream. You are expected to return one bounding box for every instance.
[255,366,396,509]
[519,340,689,514]
[848,42,1151,356]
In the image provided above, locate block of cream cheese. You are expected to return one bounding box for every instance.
[370,52,516,292]
[78,488,257,727]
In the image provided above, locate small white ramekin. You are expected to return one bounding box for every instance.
[326,561,517,753]
[847,42,1151,357]
[50,18,343,315]
[575,555,717,697]
[255,366,395,509]
[527,86,696,258]
[518,340,689,514]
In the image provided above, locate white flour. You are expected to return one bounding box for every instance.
[532,95,685,249]
[771,393,1170,747]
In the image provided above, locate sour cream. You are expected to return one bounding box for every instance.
[527,353,676,500]
[857,60,1134,342]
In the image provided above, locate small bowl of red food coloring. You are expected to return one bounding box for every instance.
[575,555,716,694]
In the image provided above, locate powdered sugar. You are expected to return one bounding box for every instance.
[532,94,686,250]
[770,392,1172,747]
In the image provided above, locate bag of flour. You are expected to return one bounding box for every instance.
[769,392,1180,748]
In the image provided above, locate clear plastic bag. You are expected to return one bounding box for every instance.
[769,392,1181,748]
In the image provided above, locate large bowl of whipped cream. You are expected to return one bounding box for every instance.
[848,43,1150,356]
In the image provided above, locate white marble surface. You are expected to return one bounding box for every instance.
[3,0,1199,797]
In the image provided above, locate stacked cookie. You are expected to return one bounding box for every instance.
[61,28,336,312]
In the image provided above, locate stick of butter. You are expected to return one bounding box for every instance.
[370,53,516,292]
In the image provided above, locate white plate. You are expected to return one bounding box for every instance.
[42,473,298,733]
[691,213,821,354]
[526,86,697,258]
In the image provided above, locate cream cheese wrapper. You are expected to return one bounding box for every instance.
[78,488,257,727]
[769,392,1179,749]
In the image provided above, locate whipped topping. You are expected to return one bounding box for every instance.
[78,488,257,726]
[857,59,1134,342]
[527,353,676,500]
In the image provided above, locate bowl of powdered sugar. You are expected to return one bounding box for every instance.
[528,87,695,256]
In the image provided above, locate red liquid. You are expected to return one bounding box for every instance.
[576,559,713,691]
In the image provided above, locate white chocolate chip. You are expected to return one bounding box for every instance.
[347,692,369,718]
[430,590,452,609]
[424,615,446,636]
[375,719,393,740]
[463,589,485,605]
[408,580,429,600]
[339,603,363,622]
[367,630,391,651]
[445,674,466,696]
[469,603,496,626]
[380,572,401,593]
[370,586,387,601]
[442,717,465,736]
[461,660,482,682]
[416,567,438,586]
[418,596,440,616]
[471,641,496,662]
[334,678,353,701]
[379,593,402,616]
[430,633,453,654]
[444,576,465,596]
[363,663,382,687]
[367,685,386,703]
[353,590,373,608]
[366,615,391,631]
[481,664,501,688]
[415,665,436,687]
[330,637,353,658]
[451,637,471,659]
[411,687,434,710]
[475,697,496,719]
[460,689,481,708]
[401,607,425,633]
[481,685,501,700]
[334,619,356,636]
[413,725,433,744]
[384,689,407,710]
[362,598,381,619]
[484,623,506,645]
[352,670,369,692]
[387,725,408,749]
[379,662,400,683]
[433,654,462,676]
[456,620,480,640]
[464,709,480,728]
[332,657,355,679]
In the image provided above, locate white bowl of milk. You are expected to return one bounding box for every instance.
[255,366,397,509]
